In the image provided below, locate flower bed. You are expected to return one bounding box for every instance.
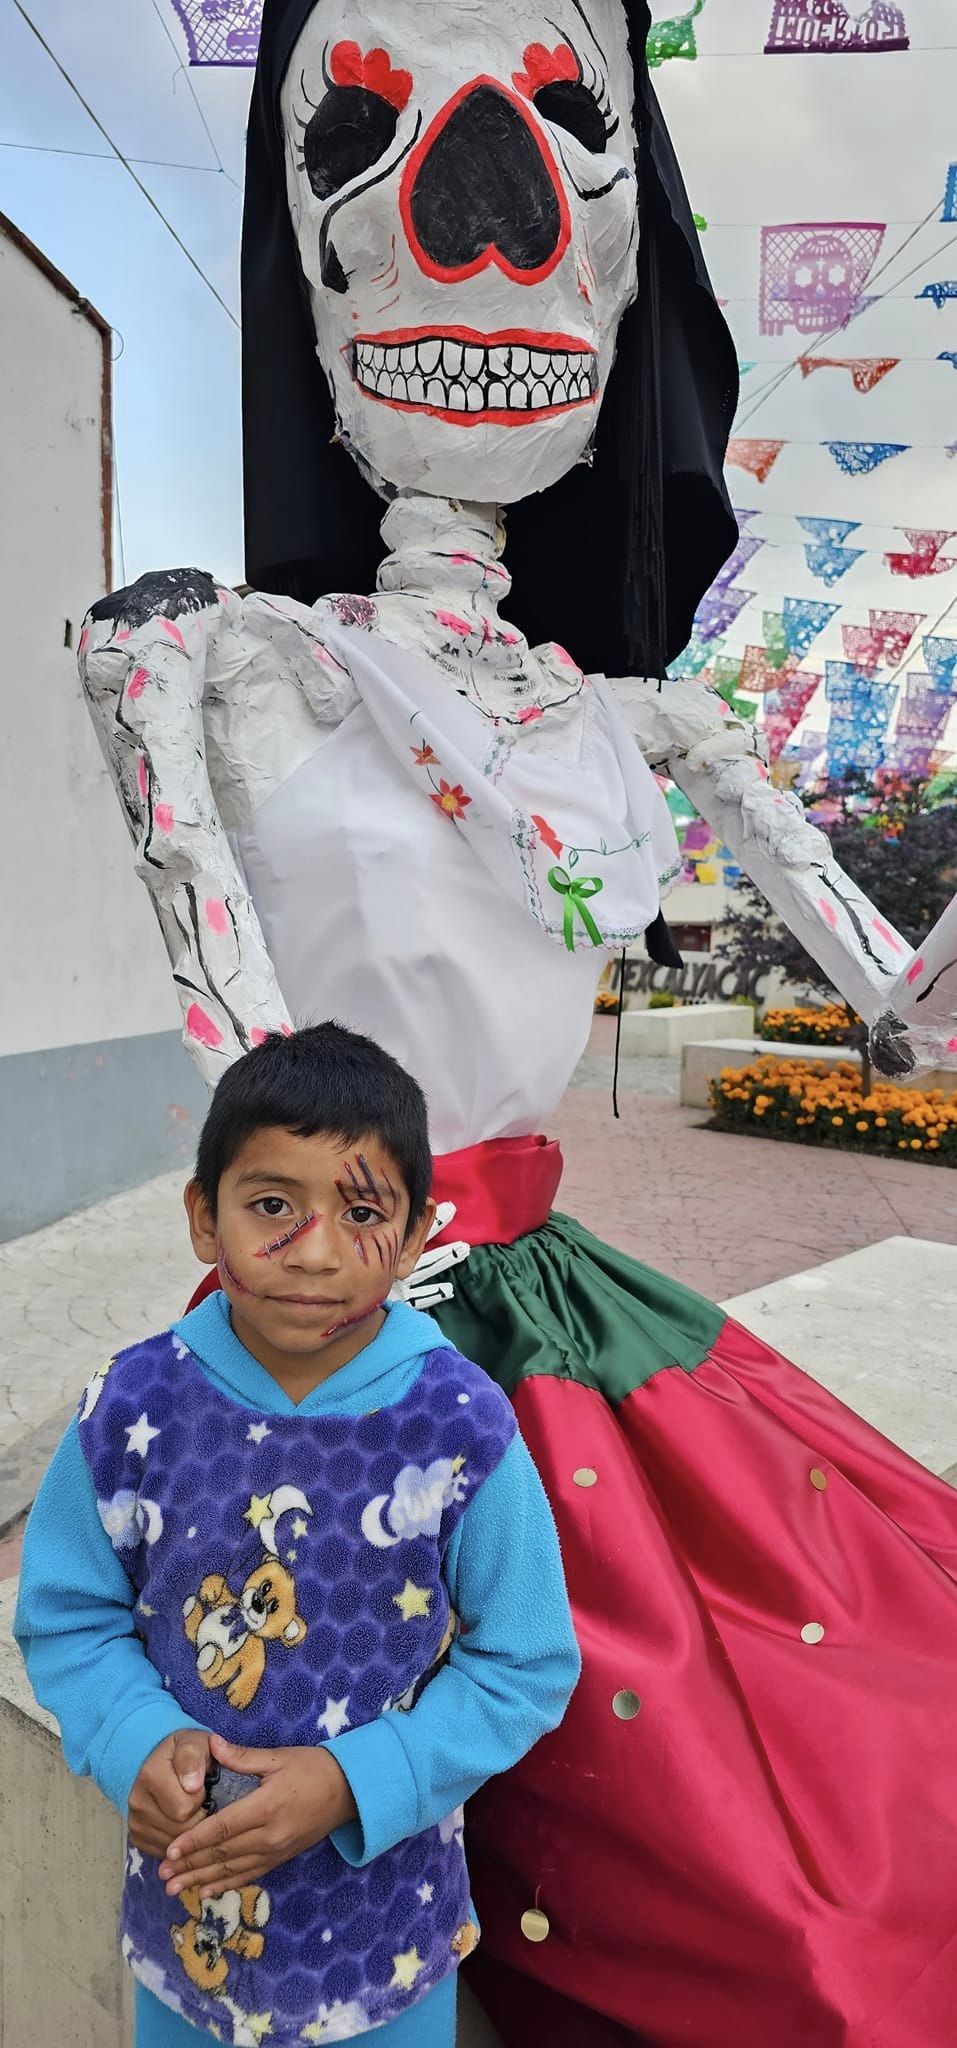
[759,1003,858,1046]
[710,1056,957,1163]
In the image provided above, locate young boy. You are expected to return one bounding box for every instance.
[16,1023,580,2048]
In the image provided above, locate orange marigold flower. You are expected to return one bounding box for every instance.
[855,1121,869,1133]
[831,1116,844,1127]
[911,1139,922,1150]
[431,780,472,821]
[875,1117,887,1128]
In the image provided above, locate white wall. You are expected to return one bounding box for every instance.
[0,224,179,1060]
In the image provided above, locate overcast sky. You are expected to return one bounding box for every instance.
[1,0,954,701]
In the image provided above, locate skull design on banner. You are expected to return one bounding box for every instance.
[281,1,640,501]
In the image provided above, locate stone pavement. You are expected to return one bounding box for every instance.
[558,1016,957,1301]
[3,1015,957,1569]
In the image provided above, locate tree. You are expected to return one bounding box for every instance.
[718,775,957,1091]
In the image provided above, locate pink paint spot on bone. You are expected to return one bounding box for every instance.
[154,803,174,832]
[127,667,149,700]
[948,1037,957,1054]
[114,628,131,643]
[818,898,839,929]
[186,1004,223,1050]
[78,627,90,657]
[281,1023,294,1037]
[906,957,925,984]
[137,755,148,800]
[518,706,544,724]
[433,609,473,638]
[205,898,229,936]
[872,918,903,952]
[160,618,187,652]
[250,1028,269,1046]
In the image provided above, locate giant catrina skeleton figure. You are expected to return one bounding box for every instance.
[82,3,957,2043]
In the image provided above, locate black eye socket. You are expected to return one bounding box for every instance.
[302,84,399,200]
[533,80,610,155]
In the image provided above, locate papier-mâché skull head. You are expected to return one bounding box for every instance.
[281,0,639,503]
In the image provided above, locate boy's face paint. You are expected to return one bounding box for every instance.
[192,1125,435,1388]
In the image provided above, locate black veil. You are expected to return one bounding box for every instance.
[241,0,738,676]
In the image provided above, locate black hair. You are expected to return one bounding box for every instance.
[194,1022,432,1233]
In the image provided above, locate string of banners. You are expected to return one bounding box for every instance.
[714,520,957,587]
[168,1,918,67]
[727,439,949,482]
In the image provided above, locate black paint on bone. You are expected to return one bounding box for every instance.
[89,567,219,631]
[409,86,563,274]
[303,85,399,202]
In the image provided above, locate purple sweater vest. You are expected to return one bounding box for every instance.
[77,1329,515,2043]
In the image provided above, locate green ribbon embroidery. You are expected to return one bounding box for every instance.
[548,866,605,951]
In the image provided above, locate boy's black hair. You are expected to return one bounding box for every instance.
[194,1022,432,1234]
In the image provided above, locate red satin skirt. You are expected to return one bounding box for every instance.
[188,1138,957,2045]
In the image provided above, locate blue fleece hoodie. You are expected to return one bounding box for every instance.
[16,1295,580,1870]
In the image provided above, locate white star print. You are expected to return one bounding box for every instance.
[416,1882,434,1904]
[291,1516,309,1539]
[124,1412,159,1458]
[127,1846,144,1879]
[246,1421,271,1444]
[187,1526,197,1539]
[316,1696,351,1739]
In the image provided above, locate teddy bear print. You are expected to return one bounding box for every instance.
[170,1882,270,1996]
[183,1558,306,1711]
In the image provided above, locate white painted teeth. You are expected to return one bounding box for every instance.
[354,338,598,414]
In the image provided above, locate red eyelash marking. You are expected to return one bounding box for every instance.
[512,41,578,99]
[255,1212,318,1259]
[330,40,413,113]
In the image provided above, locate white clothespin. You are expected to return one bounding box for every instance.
[390,1202,471,1309]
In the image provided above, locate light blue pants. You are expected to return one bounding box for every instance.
[135,1974,457,2046]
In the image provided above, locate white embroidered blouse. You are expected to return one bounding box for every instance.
[82,493,918,1143]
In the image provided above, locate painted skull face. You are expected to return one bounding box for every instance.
[281,0,639,502]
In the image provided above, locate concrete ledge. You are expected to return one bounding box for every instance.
[681,1035,844,1108]
[620,1003,753,1059]
[723,1236,957,1477]
[681,1035,957,1110]
[0,1579,134,2047]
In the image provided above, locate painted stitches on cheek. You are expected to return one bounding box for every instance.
[255,1212,319,1259]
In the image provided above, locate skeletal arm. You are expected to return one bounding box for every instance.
[79,573,292,1087]
[606,675,924,1072]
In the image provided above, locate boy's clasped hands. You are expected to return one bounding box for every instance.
[130,1729,358,1896]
